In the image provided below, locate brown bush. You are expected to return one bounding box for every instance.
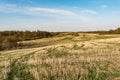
[2,38,18,50]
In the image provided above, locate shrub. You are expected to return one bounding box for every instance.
[1,38,18,50]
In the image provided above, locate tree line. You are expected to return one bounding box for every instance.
[0,27,120,51]
[0,30,54,50]
[86,27,120,34]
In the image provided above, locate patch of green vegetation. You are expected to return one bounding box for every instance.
[110,63,120,78]
[73,44,79,50]
[6,50,38,80]
[81,44,85,48]
[114,43,120,46]
[6,60,35,80]
[46,48,70,58]
[113,72,120,77]
[0,66,5,69]
[96,35,116,39]
[63,36,72,40]
[41,63,52,68]
[38,63,114,80]
[80,62,114,80]
[73,44,85,50]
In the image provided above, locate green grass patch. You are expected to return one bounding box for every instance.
[46,48,70,58]
[6,60,35,80]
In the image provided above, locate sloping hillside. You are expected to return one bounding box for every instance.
[0,34,120,80]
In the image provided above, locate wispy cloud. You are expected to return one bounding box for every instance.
[0,4,77,16]
[81,9,97,15]
[28,7,77,16]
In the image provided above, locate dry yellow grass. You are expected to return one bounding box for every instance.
[0,34,120,80]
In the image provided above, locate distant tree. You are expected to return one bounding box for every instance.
[2,38,18,50]
[115,27,120,34]
[71,32,79,36]
[0,43,2,50]
[108,29,114,34]
[2,38,11,50]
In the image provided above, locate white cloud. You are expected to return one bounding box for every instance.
[0,4,77,16]
[28,7,77,16]
[81,9,97,15]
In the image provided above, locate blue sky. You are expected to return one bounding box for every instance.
[0,0,120,31]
